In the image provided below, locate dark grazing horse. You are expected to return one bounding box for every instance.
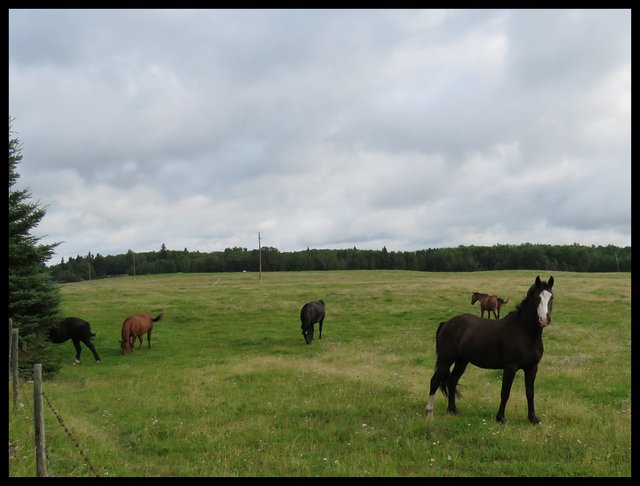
[48,317,101,364]
[120,312,164,355]
[471,292,509,319]
[300,300,325,344]
[426,276,554,424]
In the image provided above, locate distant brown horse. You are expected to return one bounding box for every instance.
[471,292,509,319]
[120,312,164,355]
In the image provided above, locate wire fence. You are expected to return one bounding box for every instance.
[42,390,101,477]
[9,320,100,477]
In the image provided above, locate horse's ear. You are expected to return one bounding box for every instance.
[548,276,554,289]
[535,276,542,287]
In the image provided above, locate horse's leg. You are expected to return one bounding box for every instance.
[446,360,468,415]
[81,337,101,362]
[524,364,540,424]
[147,330,152,349]
[71,338,82,364]
[318,318,323,340]
[425,360,451,417]
[496,365,517,424]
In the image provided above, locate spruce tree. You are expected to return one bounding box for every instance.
[9,120,63,377]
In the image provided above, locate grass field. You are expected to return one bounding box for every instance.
[8,270,631,477]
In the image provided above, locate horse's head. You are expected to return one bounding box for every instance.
[471,292,478,305]
[301,325,313,344]
[48,326,63,343]
[120,339,131,355]
[534,276,554,327]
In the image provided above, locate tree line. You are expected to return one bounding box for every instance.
[50,242,631,283]
[7,120,632,378]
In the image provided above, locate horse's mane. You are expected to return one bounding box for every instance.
[515,283,538,314]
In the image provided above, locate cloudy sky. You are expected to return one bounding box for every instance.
[9,9,631,263]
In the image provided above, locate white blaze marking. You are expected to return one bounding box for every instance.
[537,290,552,326]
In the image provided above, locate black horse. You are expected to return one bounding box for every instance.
[300,300,325,344]
[425,276,554,424]
[48,317,101,364]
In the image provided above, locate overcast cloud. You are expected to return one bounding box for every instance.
[9,9,631,263]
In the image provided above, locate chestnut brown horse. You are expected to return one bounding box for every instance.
[426,276,554,425]
[120,312,164,355]
[471,292,509,319]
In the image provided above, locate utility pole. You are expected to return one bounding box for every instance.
[258,232,262,284]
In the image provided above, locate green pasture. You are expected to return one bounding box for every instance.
[9,270,631,476]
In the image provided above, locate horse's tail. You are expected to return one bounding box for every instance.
[499,298,509,305]
[434,320,463,399]
[434,322,448,398]
[439,375,463,399]
[152,312,165,322]
[435,321,446,343]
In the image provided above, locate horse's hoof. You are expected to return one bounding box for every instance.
[447,409,459,416]
[496,416,507,425]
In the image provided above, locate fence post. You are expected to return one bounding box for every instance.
[33,364,47,477]
[11,328,19,410]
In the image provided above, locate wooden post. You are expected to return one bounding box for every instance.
[11,328,19,410]
[33,364,47,477]
[258,232,262,284]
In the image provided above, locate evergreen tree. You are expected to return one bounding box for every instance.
[9,120,63,377]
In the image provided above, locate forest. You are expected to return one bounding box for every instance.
[48,243,631,283]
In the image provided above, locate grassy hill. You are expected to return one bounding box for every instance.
[9,270,631,476]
